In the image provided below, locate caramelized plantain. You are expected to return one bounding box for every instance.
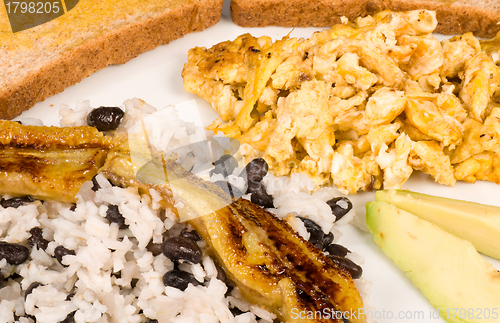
[0,121,111,202]
[100,137,367,323]
[192,199,367,323]
[0,123,367,322]
[0,120,112,149]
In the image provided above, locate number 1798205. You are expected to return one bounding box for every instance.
[5,1,61,14]
[440,308,498,320]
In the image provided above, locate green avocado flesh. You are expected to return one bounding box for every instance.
[375,189,500,261]
[366,201,500,323]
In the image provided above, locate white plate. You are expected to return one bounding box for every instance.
[16,3,500,322]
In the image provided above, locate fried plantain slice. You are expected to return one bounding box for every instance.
[0,123,367,322]
[100,137,367,323]
[0,120,111,202]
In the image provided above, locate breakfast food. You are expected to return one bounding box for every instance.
[0,120,111,202]
[182,10,500,194]
[0,99,368,323]
[366,200,500,323]
[230,0,500,38]
[101,138,367,322]
[0,0,223,120]
[375,189,500,260]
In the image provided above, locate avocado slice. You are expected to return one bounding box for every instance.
[375,189,500,261]
[366,201,500,323]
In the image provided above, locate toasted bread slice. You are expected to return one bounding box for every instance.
[230,0,500,38]
[0,0,223,120]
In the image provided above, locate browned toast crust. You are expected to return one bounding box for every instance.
[390,0,500,37]
[230,0,385,29]
[231,0,500,38]
[0,0,223,120]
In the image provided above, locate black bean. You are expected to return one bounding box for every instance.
[321,232,334,251]
[241,158,268,183]
[326,197,353,221]
[162,269,200,291]
[0,242,30,265]
[214,181,244,199]
[54,245,76,267]
[329,255,362,279]
[161,236,202,264]
[247,182,273,208]
[8,272,22,280]
[215,264,227,284]
[180,229,202,242]
[230,307,245,316]
[325,244,350,258]
[146,320,159,323]
[298,217,324,250]
[58,311,76,323]
[146,240,163,257]
[225,284,234,297]
[210,155,238,178]
[25,282,43,300]
[106,205,128,229]
[87,107,124,131]
[91,175,101,192]
[0,196,33,209]
[28,227,49,251]
[0,272,4,289]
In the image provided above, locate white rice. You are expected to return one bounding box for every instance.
[2,98,370,323]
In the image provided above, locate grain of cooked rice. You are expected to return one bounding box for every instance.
[0,98,370,323]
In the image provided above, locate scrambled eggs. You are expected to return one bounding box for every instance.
[182,10,500,194]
